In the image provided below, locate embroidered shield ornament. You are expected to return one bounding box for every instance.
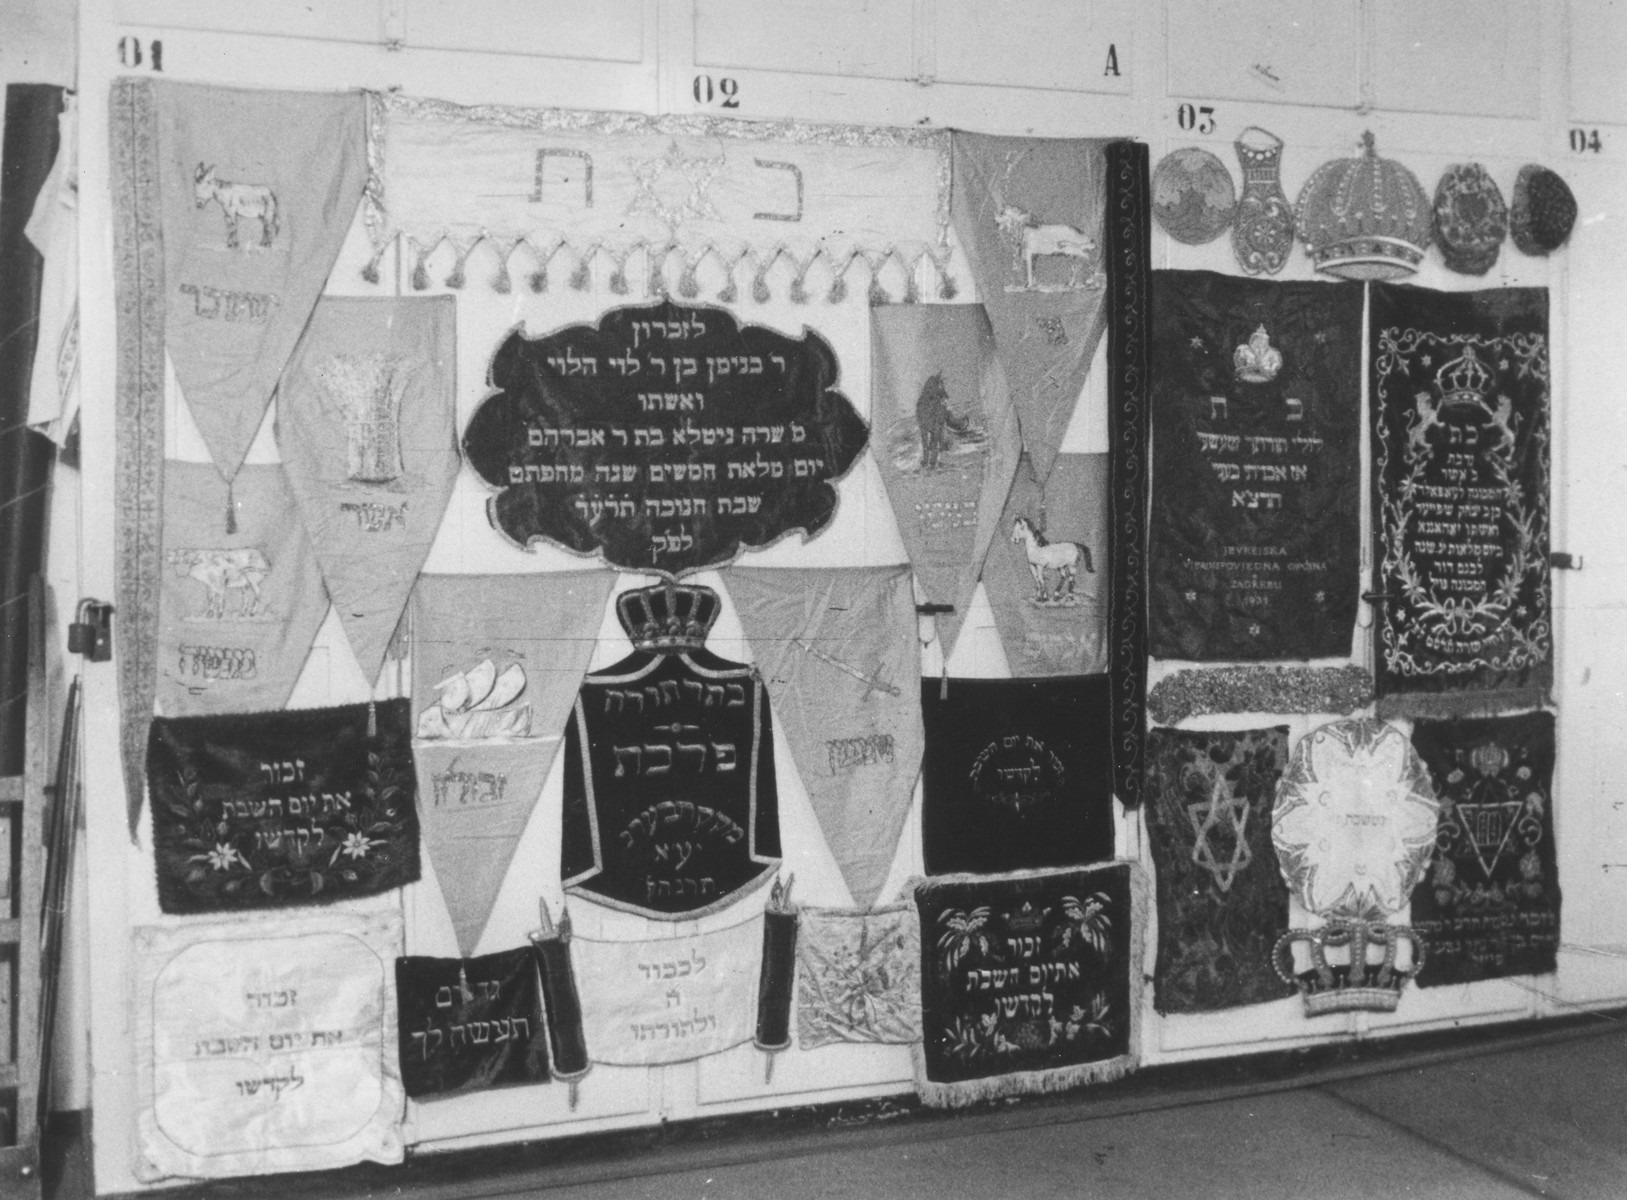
[1230,127,1294,276]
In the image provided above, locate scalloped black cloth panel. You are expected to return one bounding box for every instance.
[921,676,1113,876]
[1408,710,1559,986]
[146,699,421,914]
[395,947,551,1098]
[1148,271,1363,660]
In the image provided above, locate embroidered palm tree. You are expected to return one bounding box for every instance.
[320,353,407,485]
[1056,892,1114,959]
[936,906,992,972]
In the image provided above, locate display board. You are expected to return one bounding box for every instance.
[67,1,1627,1193]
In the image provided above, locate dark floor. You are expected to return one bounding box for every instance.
[44,1013,1627,1199]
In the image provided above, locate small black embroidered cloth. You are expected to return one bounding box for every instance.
[1149,271,1363,660]
[914,863,1137,1101]
[1409,711,1560,986]
[1370,284,1551,714]
[562,648,780,918]
[921,677,1114,876]
[1145,726,1292,1013]
[147,699,421,913]
[395,947,550,1098]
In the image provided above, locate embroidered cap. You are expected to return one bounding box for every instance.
[1295,131,1432,280]
[1432,163,1507,276]
[1510,164,1577,255]
[1152,147,1236,245]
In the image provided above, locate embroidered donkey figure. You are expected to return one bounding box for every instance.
[194,163,279,250]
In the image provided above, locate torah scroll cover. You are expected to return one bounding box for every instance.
[1371,284,1551,714]
[1149,271,1363,660]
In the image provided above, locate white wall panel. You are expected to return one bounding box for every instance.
[934,0,1135,94]
[693,0,916,80]
[1370,0,1543,119]
[1165,0,1360,109]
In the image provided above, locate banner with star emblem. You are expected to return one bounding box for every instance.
[1407,711,1559,987]
[1148,271,1363,661]
[368,95,956,301]
[1144,726,1292,1013]
[1370,284,1552,716]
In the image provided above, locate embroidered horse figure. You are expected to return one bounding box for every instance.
[994,205,1096,290]
[1010,515,1092,604]
[193,163,279,251]
[166,547,271,619]
[914,371,973,470]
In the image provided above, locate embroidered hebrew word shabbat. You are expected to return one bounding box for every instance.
[463,301,868,574]
[146,700,420,914]
[914,863,1137,1102]
[1149,274,1363,660]
[1371,285,1551,710]
[133,911,404,1181]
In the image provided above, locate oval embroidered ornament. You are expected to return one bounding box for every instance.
[1271,718,1439,920]
[1152,148,1236,245]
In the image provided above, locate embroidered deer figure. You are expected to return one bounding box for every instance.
[994,205,1096,289]
[194,163,279,251]
[1010,515,1093,603]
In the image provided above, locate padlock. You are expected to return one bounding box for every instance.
[69,599,114,661]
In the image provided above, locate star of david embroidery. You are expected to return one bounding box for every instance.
[626,141,725,230]
[1188,336,1205,350]
[1186,774,1252,894]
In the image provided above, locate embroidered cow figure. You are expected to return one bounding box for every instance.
[167,547,272,619]
[995,205,1096,290]
[193,163,279,251]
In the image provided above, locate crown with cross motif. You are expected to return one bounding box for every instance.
[1272,918,1425,1015]
[615,582,720,652]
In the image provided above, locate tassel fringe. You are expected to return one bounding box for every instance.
[355,231,961,304]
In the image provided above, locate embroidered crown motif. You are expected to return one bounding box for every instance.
[1232,324,1283,383]
[1272,919,1425,1014]
[1005,902,1049,935]
[1436,345,1494,407]
[1295,131,1432,281]
[615,582,721,652]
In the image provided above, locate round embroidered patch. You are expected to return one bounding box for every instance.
[1152,148,1236,245]
[1511,164,1577,255]
[1271,717,1439,920]
[1432,163,1507,276]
